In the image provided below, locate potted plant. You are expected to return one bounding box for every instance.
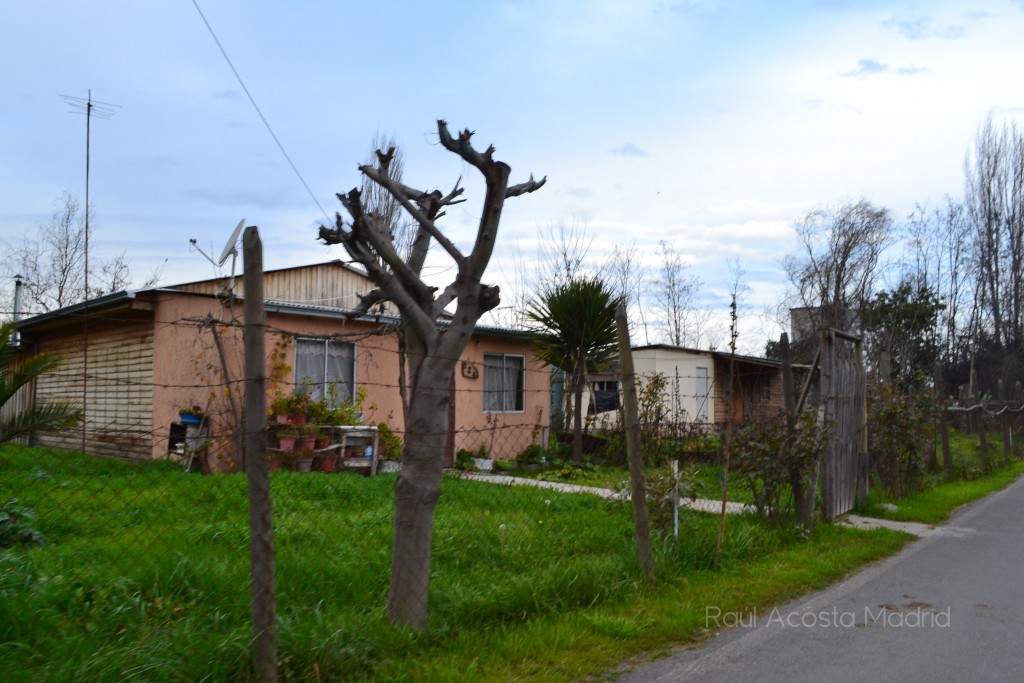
[296,424,318,452]
[277,429,300,452]
[294,449,315,473]
[179,405,204,426]
[269,394,291,425]
[317,449,338,472]
[315,427,331,450]
[269,390,313,425]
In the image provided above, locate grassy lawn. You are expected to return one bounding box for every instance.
[0,440,1016,681]
[859,455,1024,524]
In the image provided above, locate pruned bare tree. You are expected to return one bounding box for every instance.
[318,121,545,629]
[782,198,895,334]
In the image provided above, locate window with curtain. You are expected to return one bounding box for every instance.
[483,353,525,412]
[294,338,355,405]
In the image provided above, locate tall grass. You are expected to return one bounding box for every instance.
[0,446,903,681]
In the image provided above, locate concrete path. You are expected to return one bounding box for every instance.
[453,471,765,515]
[452,472,944,527]
[616,475,1024,682]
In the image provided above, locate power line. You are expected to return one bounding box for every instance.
[190,0,332,224]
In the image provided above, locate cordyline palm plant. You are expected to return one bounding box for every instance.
[1,322,82,445]
[525,276,621,461]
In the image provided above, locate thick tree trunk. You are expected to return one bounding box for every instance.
[385,352,451,629]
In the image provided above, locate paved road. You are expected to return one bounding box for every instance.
[618,476,1024,683]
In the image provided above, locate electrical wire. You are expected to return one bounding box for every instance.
[190,0,332,224]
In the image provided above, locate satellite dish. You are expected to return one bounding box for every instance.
[218,219,246,265]
[189,218,246,296]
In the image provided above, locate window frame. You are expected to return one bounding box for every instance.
[293,337,357,405]
[482,352,526,413]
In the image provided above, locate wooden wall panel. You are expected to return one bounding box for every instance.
[32,322,155,459]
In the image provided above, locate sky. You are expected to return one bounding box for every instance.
[3,0,1024,353]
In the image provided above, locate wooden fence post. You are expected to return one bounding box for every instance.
[780,333,809,527]
[243,227,277,682]
[999,378,1011,462]
[615,303,654,585]
[935,362,953,481]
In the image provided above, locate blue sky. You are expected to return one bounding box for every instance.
[3,0,1023,349]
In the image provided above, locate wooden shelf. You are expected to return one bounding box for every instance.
[267,424,379,475]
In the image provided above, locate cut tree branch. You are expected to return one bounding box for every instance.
[360,164,466,266]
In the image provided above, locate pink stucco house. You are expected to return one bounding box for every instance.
[12,261,549,470]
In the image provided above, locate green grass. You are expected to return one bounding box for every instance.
[860,457,1024,524]
[0,444,965,681]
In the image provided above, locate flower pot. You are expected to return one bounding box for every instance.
[319,455,337,473]
[295,457,314,473]
[297,436,316,451]
[275,414,289,425]
[315,436,331,450]
[278,437,296,452]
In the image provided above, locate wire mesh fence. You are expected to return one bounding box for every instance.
[7,305,1024,679]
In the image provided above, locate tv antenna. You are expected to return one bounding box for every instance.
[60,89,119,456]
[190,218,245,296]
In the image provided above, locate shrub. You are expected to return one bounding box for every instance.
[515,443,546,468]
[614,464,704,534]
[376,422,403,461]
[453,448,477,471]
[731,411,823,520]
[0,498,45,549]
[870,384,937,497]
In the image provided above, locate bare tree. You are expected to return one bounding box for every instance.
[491,219,593,330]
[360,133,416,261]
[903,198,977,383]
[782,199,895,334]
[319,121,544,629]
[650,241,705,347]
[964,114,1024,363]
[603,242,649,345]
[536,219,592,288]
[2,191,160,316]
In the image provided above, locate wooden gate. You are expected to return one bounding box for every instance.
[818,329,868,520]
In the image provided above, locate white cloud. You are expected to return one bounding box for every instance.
[608,143,650,157]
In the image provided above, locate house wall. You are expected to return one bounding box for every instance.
[631,347,716,425]
[29,311,154,459]
[453,334,550,461]
[150,292,247,468]
[713,358,786,426]
[149,292,546,465]
[173,261,393,312]
[147,294,407,468]
[18,278,547,466]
